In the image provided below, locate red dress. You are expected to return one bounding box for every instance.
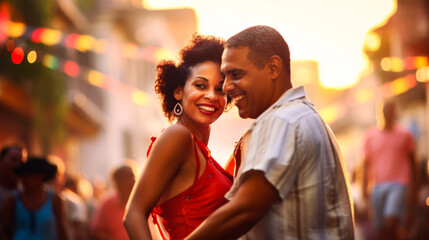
[148,136,233,240]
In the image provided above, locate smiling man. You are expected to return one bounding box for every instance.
[185,25,354,240]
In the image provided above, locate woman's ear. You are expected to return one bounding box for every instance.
[267,55,282,80]
[174,87,183,101]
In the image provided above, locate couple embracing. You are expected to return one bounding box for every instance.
[123,25,354,240]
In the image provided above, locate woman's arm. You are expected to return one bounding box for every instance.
[52,192,70,240]
[123,125,194,240]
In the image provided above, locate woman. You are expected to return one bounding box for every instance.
[123,34,233,240]
[1,156,69,240]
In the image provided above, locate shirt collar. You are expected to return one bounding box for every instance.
[274,85,306,107]
[251,86,307,128]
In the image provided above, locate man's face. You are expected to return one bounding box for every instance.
[0,148,24,183]
[221,47,274,119]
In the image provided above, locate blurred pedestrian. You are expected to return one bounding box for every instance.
[48,155,89,240]
[1,156,69,240]
[407,159,429,239]
[362,99,417,240]
[350,165,376,240]
[91,164,135,240]
[123,34,232,240]
[186,25,354,240]
[0,143,26,239]
[63,173,90,240]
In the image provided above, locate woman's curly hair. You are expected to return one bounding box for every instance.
[154,34,228,122]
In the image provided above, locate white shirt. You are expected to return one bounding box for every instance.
[226,86,354,240]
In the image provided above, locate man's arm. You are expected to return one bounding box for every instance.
[185,170,280,240]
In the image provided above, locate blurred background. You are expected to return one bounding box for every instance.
[0,0,428,231]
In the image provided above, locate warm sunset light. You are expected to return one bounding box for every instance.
[143,0,396,90]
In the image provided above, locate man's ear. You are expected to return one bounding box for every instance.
[267,55,282,80]
[174,87,183,101]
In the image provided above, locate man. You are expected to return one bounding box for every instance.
[362,100,416,240]
[0,144,26,240]
[186,25,354,240]
[91,164,136,240]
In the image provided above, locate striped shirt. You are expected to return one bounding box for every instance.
[226,86,354,240]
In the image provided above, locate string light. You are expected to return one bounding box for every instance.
[27,50,37,63]
[11,47,24,64]
[63,61,79,77]
[1,20,166,62]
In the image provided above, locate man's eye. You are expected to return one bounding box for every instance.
[231,73,243,79]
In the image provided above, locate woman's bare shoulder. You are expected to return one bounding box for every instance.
[150,124,194,157]
[159,124,193,144]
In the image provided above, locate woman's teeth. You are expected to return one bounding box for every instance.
[198,105,215,112]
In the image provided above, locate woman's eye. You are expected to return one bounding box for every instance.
[195,83,206,89]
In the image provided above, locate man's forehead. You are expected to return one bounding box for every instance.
[221,47,250,69]
[223,46,249,58]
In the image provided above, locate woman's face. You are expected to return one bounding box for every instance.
[175,61,226,126]
[20,173,45,190]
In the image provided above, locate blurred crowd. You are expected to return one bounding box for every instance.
[0,144,137,240]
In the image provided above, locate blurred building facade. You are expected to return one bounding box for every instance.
[290,0,429,172]
[0,0,197,181]
[338,0,428,170]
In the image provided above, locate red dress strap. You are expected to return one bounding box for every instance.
[192,137,201,184]
[151,209,167,240]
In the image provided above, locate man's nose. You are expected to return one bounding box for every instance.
[223,77,233,94]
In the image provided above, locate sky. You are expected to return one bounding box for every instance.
[143,0,396,90]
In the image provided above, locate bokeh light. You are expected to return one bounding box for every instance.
[40,29,62,46]
[132,90,148,106]
[31,28,44,43]
[364,32,381,52]
[43,54,59,69]
[416,67,429,83]
[65,33,79,48]
[27,50,37,63]
[7,21,25,38]
[11,47,24,64]
[76,35,95,52]
[88,70,105,87]
[6,39,14,51]
[64,61,80,77]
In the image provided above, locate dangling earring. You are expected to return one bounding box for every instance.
[174,102,183,116]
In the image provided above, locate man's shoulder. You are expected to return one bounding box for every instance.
[272,99,316,123]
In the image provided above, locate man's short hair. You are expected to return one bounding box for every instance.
[225,25,291,76]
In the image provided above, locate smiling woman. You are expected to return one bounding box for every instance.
[123,34,233,240]
[143,0,396,89]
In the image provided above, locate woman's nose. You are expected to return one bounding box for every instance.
[204,90,216,99]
